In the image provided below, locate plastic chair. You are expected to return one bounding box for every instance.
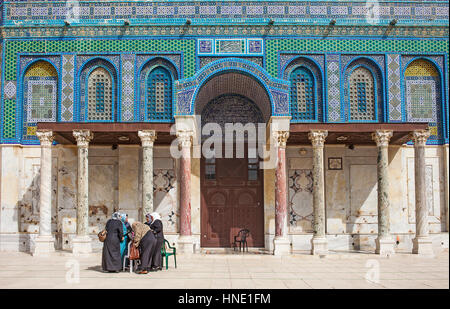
[232,229,250,252]
[161,239,177,270]
[123,241,140,273]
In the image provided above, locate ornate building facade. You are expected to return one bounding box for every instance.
[0,0,448,255]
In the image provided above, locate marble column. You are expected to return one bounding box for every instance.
[72,129,93,255]
[33,130,55,255]
[412,130,434,256]
[138,130,157,222]
[372,130,395,256]
[177,129,195,253]
[309,130,328,255]
[273,130,290,255]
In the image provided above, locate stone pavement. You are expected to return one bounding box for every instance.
[0,250,448,289]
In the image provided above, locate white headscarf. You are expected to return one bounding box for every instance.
[150,212,161,223]
[112,212,121,220]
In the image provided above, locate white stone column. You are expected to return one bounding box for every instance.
[177,129,195,253]
[273,130,291,255]
[138,130,157,222]
[412,130,434,256]
[72,129,93,255]
[33,130,55,255]
[372,130,395,256]
[309,130,328,255]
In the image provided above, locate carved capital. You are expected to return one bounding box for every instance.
[176,130,194,148]
[411,129,430,147]
[273,130,289,148]
[138,130,157,147]
[73,130,93,147]
[36,130,54,147]
[308,130,328,148]
[372,130,393,147]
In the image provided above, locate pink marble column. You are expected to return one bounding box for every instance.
[273,130,290,255]
[177,130,193,237]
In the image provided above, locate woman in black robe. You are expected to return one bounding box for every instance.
[101,212,124,273]
[132,221,157,274]
[149,212,164,271]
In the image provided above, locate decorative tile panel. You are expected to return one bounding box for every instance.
[387,54,402,121]
[121,54,135,121]
[326,55,341,122]
[61,54,75,121]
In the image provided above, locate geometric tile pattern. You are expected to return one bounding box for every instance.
[5,1,449,27]
[326,54,341,122]
[147,67,173,121]
[121,54,135,121]
[61,54,75,121]
[289,67,315,120]
[288,169,314,231]
[387,54,402,121]
[349,67,375,121]
[87,67,113,121]
[4,81,17,100]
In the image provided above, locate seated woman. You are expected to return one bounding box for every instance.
[102,212,124,273]
[131,221,157,274]
[149,212,164,271]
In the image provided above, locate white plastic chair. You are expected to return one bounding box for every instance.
[122,242,139,273]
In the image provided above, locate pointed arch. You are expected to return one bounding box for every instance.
[344,57,384,122]
[403,58,443,142]
[22,60,59,130]
[78,58,118,122]
[138,57,177,122]
[284,56,324,122]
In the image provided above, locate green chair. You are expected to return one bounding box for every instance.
[161,239,177,270]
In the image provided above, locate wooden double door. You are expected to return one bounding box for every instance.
[200,146,264,248]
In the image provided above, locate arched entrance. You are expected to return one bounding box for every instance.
[196,72,271,248]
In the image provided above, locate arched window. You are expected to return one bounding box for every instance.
[79,58,117,122]
[139,58,177,122]
[348,66,375,121]
[404,59,442,141]
[24,60,58,124]
[289,66,315,121]
[87,67,113,121]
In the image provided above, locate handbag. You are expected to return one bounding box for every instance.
[98,229,107,242]
[129,242,140,260]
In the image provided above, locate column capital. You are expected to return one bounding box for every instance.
[372,130,393,147]
[36,130,54,147]
[138,130,157,147]
[411,129,430,146]
[308,130,328,147]
[73,129,93,147]
[273,130,290,148]
[176,129,194,148]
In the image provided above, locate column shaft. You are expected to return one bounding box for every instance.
[72,129,93,255]
[372,130,395,256]
[138,130,157,222]
[33,130,55,255]
[180,144,192,236]
[412,130,434,256]
[309,130,328,255]
[77,145,89,237]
